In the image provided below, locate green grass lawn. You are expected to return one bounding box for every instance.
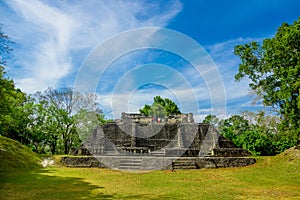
[1,136,299,199]
[1,153,300,200]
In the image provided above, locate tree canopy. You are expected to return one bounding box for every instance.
[139,96,181,117]
[203,112,294,156]
[32,87,105,154]
[234,18,300,143]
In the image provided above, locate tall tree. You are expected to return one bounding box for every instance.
[36,87,103,154]
[234,18,300,144]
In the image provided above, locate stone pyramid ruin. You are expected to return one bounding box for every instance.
[63,113,256,170]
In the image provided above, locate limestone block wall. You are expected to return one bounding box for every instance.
[102,123,133,147]
[84,122,215,153]
[135,124,178,149]
[121,112,194,123]
[61,156,256,170]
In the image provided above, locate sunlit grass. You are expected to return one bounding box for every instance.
[0,136,41,172]
[1,151,299,199]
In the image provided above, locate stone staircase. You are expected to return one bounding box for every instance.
[172,158,197,170]
[118,158,142,170]
[150,149,166,156]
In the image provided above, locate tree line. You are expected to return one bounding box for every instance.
[202,112,296,156]
[0,79,106,154]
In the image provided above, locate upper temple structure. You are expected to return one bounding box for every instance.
[119,112,194,124]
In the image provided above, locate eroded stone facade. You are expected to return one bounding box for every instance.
[64,114,255,170]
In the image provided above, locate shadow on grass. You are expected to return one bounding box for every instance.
[0,168,110,199]
[0,168,180,200]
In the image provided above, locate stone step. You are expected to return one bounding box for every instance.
[120,160,142,163]
[150,149,166,156]
[176,159,194,163]
[119,166,141,170]
[119,158,142,162]
[118,159,142,170]
[104,150,119,155]
[120,161,141,165]
[175,158,196,162]
[172,159,197,170]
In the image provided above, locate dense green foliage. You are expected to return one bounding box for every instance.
[140,96,181,117]
[203,112,297,155]
[0,67,27,140]
[234,18,300,144]
[0,82,107,155]
[0,26,29,144]
[33,87,106,154]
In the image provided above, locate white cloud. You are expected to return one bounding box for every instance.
[2,0,182,93]
[92,36,266,119]
[5,0,77,91]
[205,37,265,103]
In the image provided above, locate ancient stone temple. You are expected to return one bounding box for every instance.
[62,113,256,170]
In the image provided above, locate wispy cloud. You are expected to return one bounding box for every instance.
[205,37,265,113]
[1,1,268,119]
[4,0,77,92]
[1,0,182,93]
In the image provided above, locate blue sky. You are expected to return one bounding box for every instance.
[1,0,299,121]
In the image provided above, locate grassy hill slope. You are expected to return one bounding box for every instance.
[0,136,41,173]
